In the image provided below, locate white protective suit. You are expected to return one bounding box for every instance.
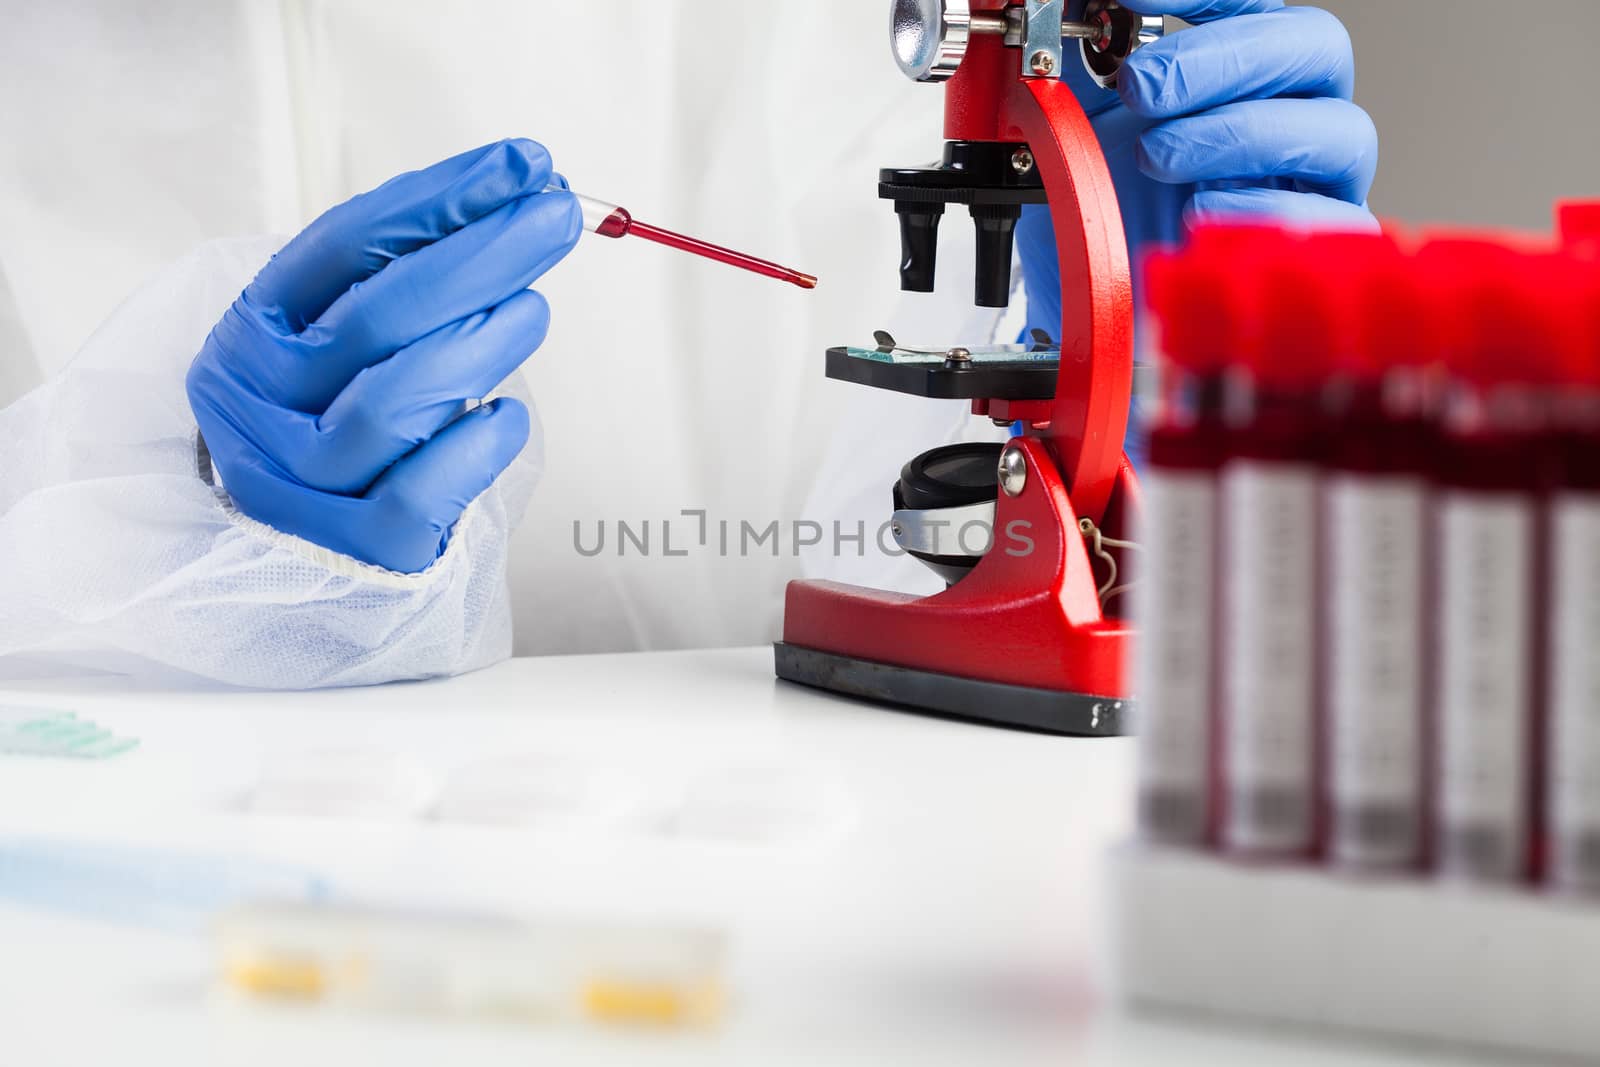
[0,0,1019,686]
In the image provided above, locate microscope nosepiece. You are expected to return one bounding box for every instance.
[881,142,1044,306]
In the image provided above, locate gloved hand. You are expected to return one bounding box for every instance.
[187,138,581,574]
[1018,0,1379,336]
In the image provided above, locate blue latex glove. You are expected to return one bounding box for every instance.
[1016,0,1378,460]
[187,139,582,573]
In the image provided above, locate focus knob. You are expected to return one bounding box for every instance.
[890,0,974,83]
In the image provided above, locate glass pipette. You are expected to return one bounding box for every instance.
[553,185,818,290]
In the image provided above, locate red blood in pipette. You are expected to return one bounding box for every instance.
[595,207,817,290]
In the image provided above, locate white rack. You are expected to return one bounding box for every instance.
[1108,845,1600,1062]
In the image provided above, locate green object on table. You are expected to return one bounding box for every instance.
[0,709,139,759]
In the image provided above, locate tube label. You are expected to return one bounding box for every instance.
[1326,474,1426,868]
[1134,468,1216,846]
[1220,462,1317,855]
[1436,492,1534,882]
[1549,492,1600,890]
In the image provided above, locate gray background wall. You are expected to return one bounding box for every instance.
[1312,0,1600,231]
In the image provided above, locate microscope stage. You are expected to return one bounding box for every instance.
[826,345,1060,400]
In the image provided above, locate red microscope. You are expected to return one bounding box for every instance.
[774,0,1159,734]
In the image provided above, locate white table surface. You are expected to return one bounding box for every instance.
[0,648,1505,1066]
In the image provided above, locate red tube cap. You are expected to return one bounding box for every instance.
[1558,200,1600,252]
[1418,237,1570,387]
[1253,233,1352,389]
[1143,242,1262,376]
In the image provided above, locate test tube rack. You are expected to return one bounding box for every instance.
[1109,845,1600,1061]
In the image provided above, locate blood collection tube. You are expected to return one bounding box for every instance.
[1318,235,1435,871]
[1133,248,1236,847]
[1214,233,1325,859]
[1421,240,1562,884]
[1544,256,1600,893]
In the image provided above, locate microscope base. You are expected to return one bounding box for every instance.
[774,642,1129,737]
